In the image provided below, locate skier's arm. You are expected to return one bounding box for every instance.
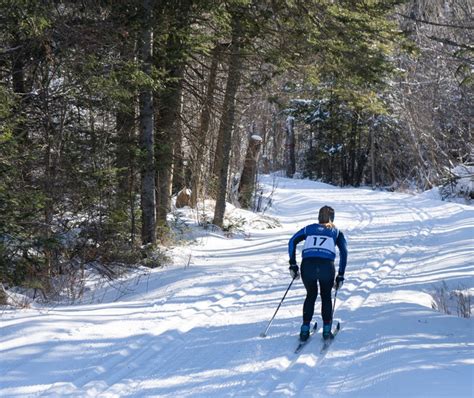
[288,228,307,265]
[336,231,348,275]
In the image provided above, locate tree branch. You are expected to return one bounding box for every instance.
[426,35,474,51]
[396,13,474,30]
[0,45,23,55]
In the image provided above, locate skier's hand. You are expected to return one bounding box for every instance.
[289,264,300,280]
[334,274,344,290]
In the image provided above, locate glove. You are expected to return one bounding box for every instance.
[334,274,344,290]
[289,264,300,280]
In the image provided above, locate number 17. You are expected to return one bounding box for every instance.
[313,237,327,246]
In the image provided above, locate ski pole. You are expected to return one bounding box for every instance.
[331,288,338,321]
[330,286,341,333]
[260,277,296,338]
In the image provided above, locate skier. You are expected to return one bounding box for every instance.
[288,205,348,341]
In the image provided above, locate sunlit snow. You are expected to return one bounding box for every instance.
[1,175,473,397]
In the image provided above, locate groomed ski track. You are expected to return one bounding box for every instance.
[1,176,473,397]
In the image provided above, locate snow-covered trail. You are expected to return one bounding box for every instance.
[1,176,473,398]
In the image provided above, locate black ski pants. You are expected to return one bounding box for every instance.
[301,258,335,324]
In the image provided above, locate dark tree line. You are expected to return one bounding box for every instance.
[2,0,468,296]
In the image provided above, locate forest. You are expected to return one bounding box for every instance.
[0,0,472,300]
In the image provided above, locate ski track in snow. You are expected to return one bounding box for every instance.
[1,176,473,398]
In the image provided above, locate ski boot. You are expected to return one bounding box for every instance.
[299,323,311,342]
[322,322,333,340]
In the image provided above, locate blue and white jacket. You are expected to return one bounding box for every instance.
[288,223,348,275]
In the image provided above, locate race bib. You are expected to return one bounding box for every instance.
[303,235,336,256]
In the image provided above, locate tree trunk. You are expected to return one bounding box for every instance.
[155,0,191,227]
[190,43,221,208]
[271,108,281,171]
[212,12,243,228]
[171,93,185,195]
[115,102,137,244]
[238,134,262,209]
[11,52,25,97]
[115,34,137,217]
[138,0,156,245]
[370,127,376,188]
[155,84,183,229]
[116,108,135,199]
[0,283,7,305]
[211,50,229,181]
[285,116,296,178]
[11,33,31,180]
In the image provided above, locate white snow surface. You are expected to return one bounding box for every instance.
[1,175,473,398]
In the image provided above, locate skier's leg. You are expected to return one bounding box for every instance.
[301,261,318,325]
[319,263,336,324]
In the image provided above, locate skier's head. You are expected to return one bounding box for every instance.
[318,205,335,224]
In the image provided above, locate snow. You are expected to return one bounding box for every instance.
[1,175,473,398]
[448,164,474,199]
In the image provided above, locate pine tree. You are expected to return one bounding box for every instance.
[138,0,157,245]
[213,3,245,228]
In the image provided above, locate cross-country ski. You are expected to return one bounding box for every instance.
[294,322,318,354]
[320,321,341,354]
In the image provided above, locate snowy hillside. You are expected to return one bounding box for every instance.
[1,175,473,398]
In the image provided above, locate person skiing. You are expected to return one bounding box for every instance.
[288,205,348,341]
